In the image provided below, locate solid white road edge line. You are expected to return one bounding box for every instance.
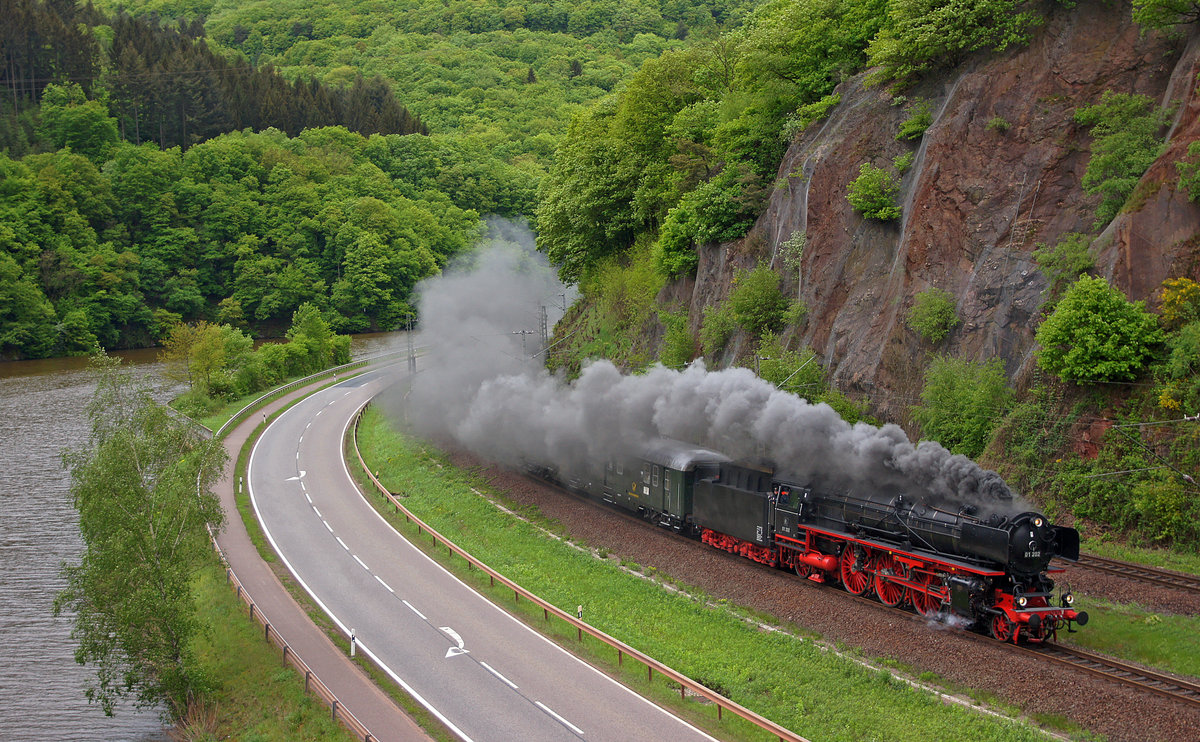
[338,395,721,742]
[248,398,474,742]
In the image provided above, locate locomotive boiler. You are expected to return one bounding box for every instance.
[568,440,1087,644]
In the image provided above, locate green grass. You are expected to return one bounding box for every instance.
[1062,597,1200,679]
[355,406,1053,742]
[190,561,356,742]
[1082,538,1200,576]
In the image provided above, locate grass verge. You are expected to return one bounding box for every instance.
[1081,538,1200,577]
[1061,597,1200,679]
[354,406,1057,742]
[191,560,355,742]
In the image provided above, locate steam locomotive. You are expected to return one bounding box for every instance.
[557,438,1087,644]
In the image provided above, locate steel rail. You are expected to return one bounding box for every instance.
[1024,643,1200,708]
[1068,553,1200,594]
[529,471,1200,714]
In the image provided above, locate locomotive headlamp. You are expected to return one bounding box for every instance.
[1033,517,1044,528]
[1062,593,1074,606]
[1017,596,1028,607]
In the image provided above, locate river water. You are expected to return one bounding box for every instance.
[0,333,405,741]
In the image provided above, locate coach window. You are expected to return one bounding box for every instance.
[643,465,650,485]
[652,465,660,488]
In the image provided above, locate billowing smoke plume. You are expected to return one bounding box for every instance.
[386,219,1024,515]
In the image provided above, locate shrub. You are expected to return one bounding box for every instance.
[1035,275,1164,382]
[782,93,842,140]
[1033,232,1094,302]
[847,162,901,220]
[757,333,824,395]
[913,355,1014,458]
[907,288,959,343]
[814,388,875,425]
[1177,141,1200,201]
[659,311,695,369]
[729,263,789,336]
[893,151,914,174]
[896,99,933,141]
[1159,277,1200,330]
[700,303,737,357]
[986,116,1011,133]
[784,299,809,327]
[1074,91,1168,227]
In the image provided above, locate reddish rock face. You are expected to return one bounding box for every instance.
[690,7,1200,419]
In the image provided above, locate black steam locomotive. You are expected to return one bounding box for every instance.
[559,438,1087,643]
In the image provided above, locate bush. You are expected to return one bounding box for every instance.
[907,287,959,343]
[913,355,1013,458]
[1177,141,1200,201]
[700,303,737,357]
[896,99,932,141]
[1159,277,1200,330]
[757,333,824,395]
[729,263,789,336]
[892,151,914,174]
[986,116,1011,133]
[1033,232,1094,302]
[847,162,901,220]
[1035,275,1163,382]
[784,299,809,327]
[1074,91,1168,227]
[659,311,695,369]
[782,93,842,140]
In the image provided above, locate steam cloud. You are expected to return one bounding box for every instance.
[385,218,1023,515]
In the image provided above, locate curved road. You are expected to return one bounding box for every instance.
[248,364,719,742]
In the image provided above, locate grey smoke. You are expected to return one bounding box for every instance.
[388,218,1024,515]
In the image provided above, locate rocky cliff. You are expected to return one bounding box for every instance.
[683,4,1200,420]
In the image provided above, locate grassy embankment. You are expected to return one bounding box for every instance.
[177,368,366,742]
[188,563,357,742]
[353,405,1062,742]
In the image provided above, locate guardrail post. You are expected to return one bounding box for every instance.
[305,670,311,692]
[618,649,623,667]
[249,603,255,622]
[332,699,339,721]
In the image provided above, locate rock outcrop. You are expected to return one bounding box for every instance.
[687,4,1200,419]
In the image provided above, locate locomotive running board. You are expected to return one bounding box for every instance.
[777,528,1007,577]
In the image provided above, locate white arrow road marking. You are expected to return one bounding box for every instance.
[285,470,306,481]
[436,629,463,648]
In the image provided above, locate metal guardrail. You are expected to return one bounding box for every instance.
[201,356,408,742]
[210,538,377,741]
[351,403,811,742]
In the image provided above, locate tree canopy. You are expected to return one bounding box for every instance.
[56,354,227,718]
[1035,275,1164,383]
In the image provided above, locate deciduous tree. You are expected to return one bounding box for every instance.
[55,354,226,719]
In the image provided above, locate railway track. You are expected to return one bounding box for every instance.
[1026,643,1200,709]
[1067,553,1200,593]
[530,473,1200,711]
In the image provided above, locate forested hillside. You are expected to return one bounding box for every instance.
[1,0,751,359]
[534,0,1200,552]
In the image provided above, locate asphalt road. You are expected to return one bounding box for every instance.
[247,364,720,742]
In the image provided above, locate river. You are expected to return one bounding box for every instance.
[0,333,405,741]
